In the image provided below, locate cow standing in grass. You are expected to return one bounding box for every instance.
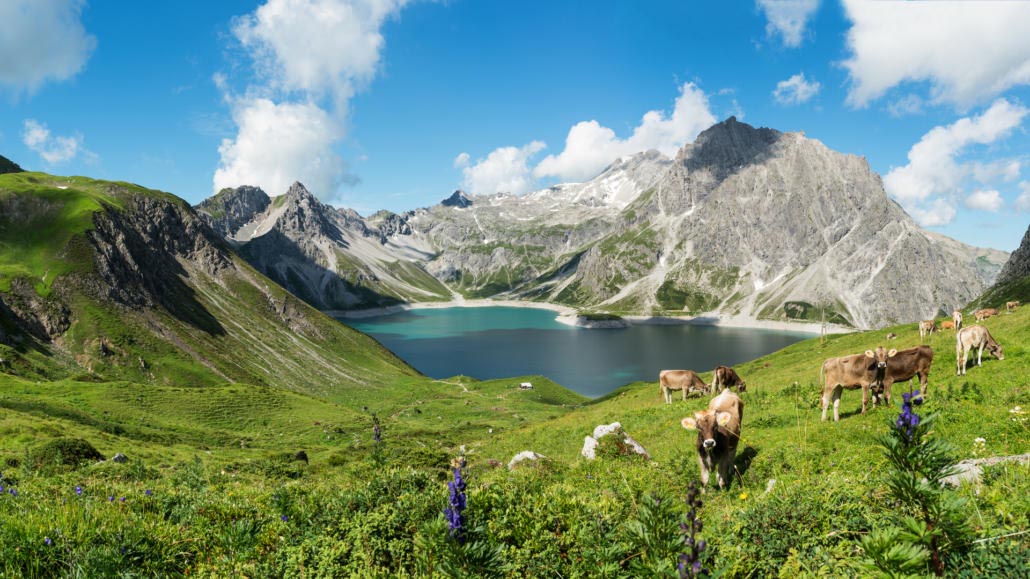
[821,347,895,422]
[918,320,936,340]
[712,365,746,393]
[874,345,934,404]
[659,370,708,403]
[1007,301,1020,313]
[956,325,1004,375]
[974,308,998,322]
[953,310,963,330]
[681,389,743,491]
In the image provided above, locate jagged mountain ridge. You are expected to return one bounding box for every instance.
[200,118,1008,329]
[0,171,416,393]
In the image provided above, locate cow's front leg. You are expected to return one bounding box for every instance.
[861,385,868,415]
[697,455,710,490]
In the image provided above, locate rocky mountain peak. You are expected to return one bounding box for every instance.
[0,154,24,175]
[996,224,1030,285]
[441,190,472,208]
[196,185,271,238]
[680,116,783,174]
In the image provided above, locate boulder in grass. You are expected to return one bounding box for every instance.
[507,450,546,470]
[581,422,650,460]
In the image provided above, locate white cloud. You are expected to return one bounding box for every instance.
[533,82,716,183]
[1015,182,1030,212]
[453,152,470,169]
[884,99,1028,226]
[887,94,924,118]
[909,199,957,228]
[757,0,819,48]
[964,190,1004,212]
[0,0,95,94]
[461,141,545,196]
[21,119,92,164]
[215,0,407,196]
[232,0,406,107]
[842,0,1030,108]
[773,73,820,106]
[213,98,351,196]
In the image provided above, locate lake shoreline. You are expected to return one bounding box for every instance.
[328,298,852,335]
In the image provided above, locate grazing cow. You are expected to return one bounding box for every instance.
[974,308,998,322]
[941,320,955,331]
[821,347,895,422]
[956,325,1004,375]
[872,345,934,404]
[953,310,963,330]
[1007,301,1020,313]
[886,332,897,341]
[681,389,743,490]
[659,370,708,403]
[918,320,936,339]
[712,365,747,393]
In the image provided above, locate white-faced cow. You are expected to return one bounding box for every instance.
[1007,301,1020,313]
[974,308,998,323]
[956,325,1004,375]
[681,388,743,491]
[821,347,895,422]
[918,320,936,340]
[659,370,708,403]
[712,365,746,393]
[872,345,934,404]
[952,310,963,330]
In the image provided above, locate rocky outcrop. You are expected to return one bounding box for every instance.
[581,422,650,460]
[196,186,270,238]
[995,225,1030,286]
[441,190,472,208]
[0,154,23,174]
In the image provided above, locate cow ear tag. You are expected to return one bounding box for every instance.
[681,417,697,430]
[716,412,732,427]
[864,350,875,358]
[888,348,898,357]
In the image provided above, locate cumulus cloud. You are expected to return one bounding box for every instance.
[453,152,470,169]
[532,82,716,183]
[887,94,924,118]
[842,0,1030,108]
[0,0,95,94]
[1015,182,1030,212]
[460,141,545,196]
[21,119,92,164]
[884,99,1028,226]
[756,0,820,48]
[773,73,820,106]
[964,189,1004,212]
[214,0,407,196]
[213,98,352,196]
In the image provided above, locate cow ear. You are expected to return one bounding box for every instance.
[716,411,732,427]
[681,417,697,430]
[865,350,874,359]
[888,348,897,357]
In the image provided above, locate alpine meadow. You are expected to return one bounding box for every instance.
[3,1,1030,577]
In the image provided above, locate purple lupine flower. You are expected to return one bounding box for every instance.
[443,456,468,543]
[679,483,710,577]
[896,391,924,442]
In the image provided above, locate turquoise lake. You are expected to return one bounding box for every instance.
[340,307,811,398]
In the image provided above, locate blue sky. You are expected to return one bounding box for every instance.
[2,1,1030,251]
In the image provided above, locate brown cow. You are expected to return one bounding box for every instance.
[918,320,936,339]
[956,325,1004,375]
[1007,301,1020,313]
[712,365,746,393]
[871,345,934,404]
[974,308,998,322]
[886,332,897,340]
[821,347,895,422]
[681,388,743,490]
[659,370,708,403]
[941,320,955,331]
[952,310,963,330]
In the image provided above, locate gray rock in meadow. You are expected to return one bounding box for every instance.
[111,453,128,463]
[582,422,650,460]
[507,450,546,470]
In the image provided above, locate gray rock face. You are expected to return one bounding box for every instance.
[996,225,1030,285]
[0,154,24,174]
[196,186,271,238]
[441,190,472,208]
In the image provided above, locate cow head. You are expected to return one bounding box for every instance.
[865,347,896,402]
[738,381,747,393]
[990,343,1005,360]
[682,411,733,451]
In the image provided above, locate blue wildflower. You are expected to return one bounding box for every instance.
[281,514,288,522]
[75,486,82,496]
[897,391,924,442]
[109,495,114,502]
[145,489,152,497]
[44,537,51,546]
[443,455,468,543]
[9,489,16,497]
[120,497,126,503]
[679,482,710,578]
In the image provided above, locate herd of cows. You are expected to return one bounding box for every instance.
[668,305,1014,490]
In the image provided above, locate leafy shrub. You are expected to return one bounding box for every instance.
[29,438,104,469]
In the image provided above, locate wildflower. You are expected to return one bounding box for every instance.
[739,492,748,500]
[109,496,115,502]
[281,514,288,522]
[0,485,4,492]
[444,454,468,543]
[896,391,923,442]
[678,482,710,578]
[145,489,152,497]
[9,489,16,497]
[120,497,126,503]
[372,413,382,444]
[44,537,51,546]
[75,486,83,495]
